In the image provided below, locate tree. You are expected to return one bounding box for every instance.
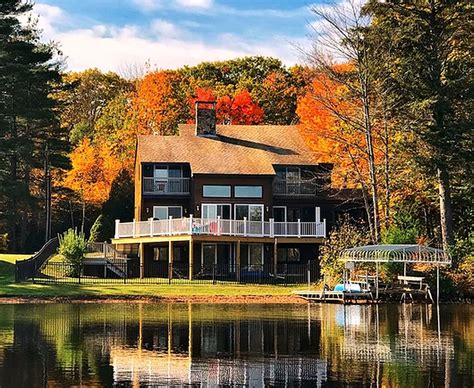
[189,87,263,125]
[63,139,121,233]
[58,228,87,277]
[133,70,188,135]
[302,0,385,242]
[58,69,132,145]
[0,0,67,252]
[364,0,473,250]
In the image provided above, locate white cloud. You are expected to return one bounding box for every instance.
[132,0,163,11]
[175,0,213,8]
[32,2,304,74]
[150,19,183,38]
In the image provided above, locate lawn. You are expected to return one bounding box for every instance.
[0,254,302,299]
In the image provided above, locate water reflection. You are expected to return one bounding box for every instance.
[0,303,472,387]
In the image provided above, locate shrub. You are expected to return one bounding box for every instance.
[0,234,8,253]
[320,216,370,286]
[58,229,87,277]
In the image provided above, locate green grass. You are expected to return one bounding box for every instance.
[0,254,302,298]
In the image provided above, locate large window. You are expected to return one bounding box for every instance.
[202,185,231,198]
[234,204,263,221]
[234,185,262,198]
[153,206,182,220]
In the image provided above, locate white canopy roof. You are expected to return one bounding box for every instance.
[339,244,451,265]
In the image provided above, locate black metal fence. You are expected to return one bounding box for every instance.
[28,260,319,285]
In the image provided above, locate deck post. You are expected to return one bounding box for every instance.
[323,219,326,238]
[168,240,174,283]
[436,264,440,304]
[114,219,120,239]
[149,217,154,237]
[132,218,136,238]
[168,216,173,235]
[236,240,241,283]
[273,238,278,278]
[375,261,379,301]
[139,242,144,279]
[298,219,301,238]
[269,218,274,238]
[217,216,221,236]
[243,217,247,237]
[189,214,193,235]
[188,239,193,281]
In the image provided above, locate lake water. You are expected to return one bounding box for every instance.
[0,303,472,387]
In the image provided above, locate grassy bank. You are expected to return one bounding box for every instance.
[0,254,302,300]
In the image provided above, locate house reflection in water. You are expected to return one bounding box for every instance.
[110,304,327,386]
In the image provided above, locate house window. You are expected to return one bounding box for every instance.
[202,185,231,198]
[153,206,183,220]
[202,204,231,219]
[248,244,264,269]
[277,247,300,263]
[234,204,263,221]
[234,186,262,198]
[154,165,183,178]
[154,247,168,261]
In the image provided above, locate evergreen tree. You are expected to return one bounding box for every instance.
[0,0,67,252]
[364,0,473,250]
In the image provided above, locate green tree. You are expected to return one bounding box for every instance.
[364,0,473,251]
[0,0,68,252]
[58,228,87,276]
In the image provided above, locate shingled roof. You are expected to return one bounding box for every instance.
[136,124,318,175]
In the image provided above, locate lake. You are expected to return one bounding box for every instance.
[0,303,472,387]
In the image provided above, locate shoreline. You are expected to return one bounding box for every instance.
[0,294,307,304]
[0,295,470,305]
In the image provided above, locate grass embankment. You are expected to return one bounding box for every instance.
[0,254,304,302]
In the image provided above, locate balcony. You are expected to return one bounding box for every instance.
[273,179,317,196]
[114,217,326,239]
[143,177,190,195]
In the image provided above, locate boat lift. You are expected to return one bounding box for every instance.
[296,244,451,304]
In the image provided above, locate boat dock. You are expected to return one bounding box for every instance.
[294,290,374,304]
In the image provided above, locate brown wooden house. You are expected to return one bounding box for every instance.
[112,102,362,282]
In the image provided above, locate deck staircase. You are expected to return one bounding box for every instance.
[84,242,128,278]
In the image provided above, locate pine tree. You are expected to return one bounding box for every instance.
[0,0,67,251]
[364,0,473,250]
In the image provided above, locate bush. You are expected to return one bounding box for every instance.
[320,217,370,286]
[58,229,87,277]
[0,234,8,253]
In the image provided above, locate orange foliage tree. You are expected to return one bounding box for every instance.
[63,139,122,232]
[133,70,188,135]
[189,87,263,125]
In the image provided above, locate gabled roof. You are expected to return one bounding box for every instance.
[137,124,319,175]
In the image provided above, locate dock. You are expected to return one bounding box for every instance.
[294,290,374,304]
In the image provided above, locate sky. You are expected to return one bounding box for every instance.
[31,0,321,74]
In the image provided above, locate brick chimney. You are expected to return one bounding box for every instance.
[195,101,217,137]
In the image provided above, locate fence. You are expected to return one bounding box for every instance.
[30,260,319,285]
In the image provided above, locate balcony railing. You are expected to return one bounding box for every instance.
[273,179,317,196]
[115,217,326,239]
[143,177,190,195]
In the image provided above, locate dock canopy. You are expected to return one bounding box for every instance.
[340,244,451,265]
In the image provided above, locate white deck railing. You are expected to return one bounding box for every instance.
[114,217,326,239]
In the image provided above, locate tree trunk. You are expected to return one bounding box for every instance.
[81,200,86,234]
[437,166,454,251]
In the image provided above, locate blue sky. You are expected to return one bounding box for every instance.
[32,0,321,73]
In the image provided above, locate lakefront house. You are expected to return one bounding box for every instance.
[112,102,362,282]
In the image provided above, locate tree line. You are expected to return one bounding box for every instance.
[0,0,472,283]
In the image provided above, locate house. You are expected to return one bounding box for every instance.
[112,101,362,282]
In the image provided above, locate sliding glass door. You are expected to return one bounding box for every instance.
[202,204,231,219]
[235,204,264,235]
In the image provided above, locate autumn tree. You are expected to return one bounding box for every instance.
[63,139,121,233]
[301,0,386,242]
[188,88,263,125]
[133,70,188,135]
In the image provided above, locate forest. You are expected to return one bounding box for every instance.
[0,1,472,293]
